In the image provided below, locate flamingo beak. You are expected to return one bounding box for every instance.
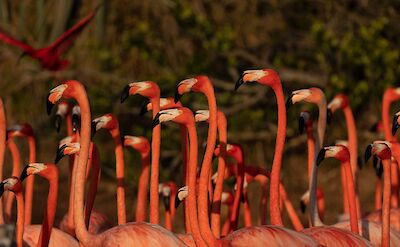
[392,115,399,136]
[152,113,161,128]
[91,121,98,138]
[47,93,54,115]
[163,195,170,212]
[373,156,383,178]
[174,86,183,103]
[55,144,68,164]
[72,114,80,132]
[300,200,306,214]
[175,193,182,209]
[316,148,326,166]
[327,109,333,125]
[139,100,149,116]
[285,94,293,110]
[298,115,306,135]
[364,144,372,163]
[234,75,244,91]
[20,165,30,182]
[55,115,62,133]
[120,85,130,103]
[0,182,5,197]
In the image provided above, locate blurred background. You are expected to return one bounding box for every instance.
[0,0,399,231]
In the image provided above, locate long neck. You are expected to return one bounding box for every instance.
[375,178,382,210]
[84,143,100,227]
[382,158,391,247]
[0,99,5,224]
[279,184,303,231]
[5,140,21,221]
[67,154,78,235]
[229,154,244,232]
[197,86,219,246]
[14,189,24,247]
[179,126,191,232]
[111,129,126,224]
[341,159,359,234]
[66,112,73,136]
[211,114,227,238]
[136,152,149,221]
[24,137,36,225]
[269,83,286,226]
[37,170,58,247]
[382,97,394,141]
[150,97,160,224]
[306,124,315,179]
[73,85,97,245]
[186,123,208,247]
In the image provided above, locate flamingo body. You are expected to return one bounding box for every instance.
[23,225,78,247]
[363,208,400,232]
[302,226,372,246]
[59,209,112,235]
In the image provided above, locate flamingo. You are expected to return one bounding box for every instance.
[0,8,98,71]
[154,106,318,246]
[159,182,177,231]
[328,93,361,218]
[120,81,162,224]
[54,101,74,134]
[6,123,36,226]
[18,163,79,246]
[48,80,186,246]
[92,113,127,224]
[299,188,325,221]
[0,98,5,224]
[123,135,150,222]
[56,141,112,235]
[195,109,228,237]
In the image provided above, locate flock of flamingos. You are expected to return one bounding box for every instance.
[1,6,400,247]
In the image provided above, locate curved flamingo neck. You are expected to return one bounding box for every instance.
[179,126,191,232]
[269,83,286,226]
[229,151,244,232]
[211,112,227,238]
[136,151,149,221]
[15,187,24,247]
[85,143,100,227]
[382,158,391,247]
[67,153,78,235]
[342,107,358,178]
[5,140,21,221]
[150,97,160,224]
[0,99,6,224]
[306,125,315,179]
[197,82,219,246]
[72,84,97,246]
[37,167,58,247]
[24,136,36,225]
[111,128,126,224]
[341,159,359,234]
[186,122,208,247]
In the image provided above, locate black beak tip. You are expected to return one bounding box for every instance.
[364,145,372,163]
[91,121,97,139]
[120,85,130,103]
[46,96,54,116]
[298,116,305,135]
[55,115,62,133]
[20,166,29,182]
[392,115,399,136]
[0,183,4,198]
[55,144,67,164]
[139,102,148,116]
[316,149,326,166]
[175,195,181,209]
[300,201,306,214]
[234,76,244,91]
[174,91,182,104]
[152,113,161,128]
[285,96,293,110]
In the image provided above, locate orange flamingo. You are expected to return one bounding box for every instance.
[48,80,186,246]
[92,113,127,225]
[4,138,21,222]
[328,93,361,218]
[123,135,150,222]
[0,98,5,224]
[120,81,162,224]
[159,182,177,231]
[19,163,79,246]
[6,123,36,226]
[0,8,98,71]
[154,106,317,247]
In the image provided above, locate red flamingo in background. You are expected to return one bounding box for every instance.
[120,81,162,225]
[19,163,79,246]
[48,80,186,246]
[123,135,150,222]
[381,87,400,208]
[159,182,177,231]
[0,98,5,224]
[328,93,361,218]
[92,113,127,225]
[0,8,98,71]
[6,123,36,226]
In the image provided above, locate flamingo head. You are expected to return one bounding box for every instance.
[55,142,80,164]
[327,94,349,124]
[91,114,118,138]
[286,87,326,109]
[47,81,83,115]
[174,75,212,103]
[72,105,81,132]
[58,136,75,148]
[221,191,234,205]
[299,188,324,213]
[226,143,244,163]
[194,110,210,123]
[120,81,160,103]
[317,145,350,166]
[152,107,193,128]
[365,141,391,162]
[392,111,400,136]
[140,97,181,116]
[175,186,188,209]
[0,177,22,197]
[54,101,70,133]
[6,123,34,140]
[383,87,400,102]
[123,135,150,156]
[159,183,172,211]
[298,111,312,134]
[235,69,280,90]
[20,163,53,182]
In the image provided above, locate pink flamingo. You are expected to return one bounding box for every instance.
[48,80,186,246]
[92,113,127,224]
[159,182,177,231]
[123,135,150,222]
